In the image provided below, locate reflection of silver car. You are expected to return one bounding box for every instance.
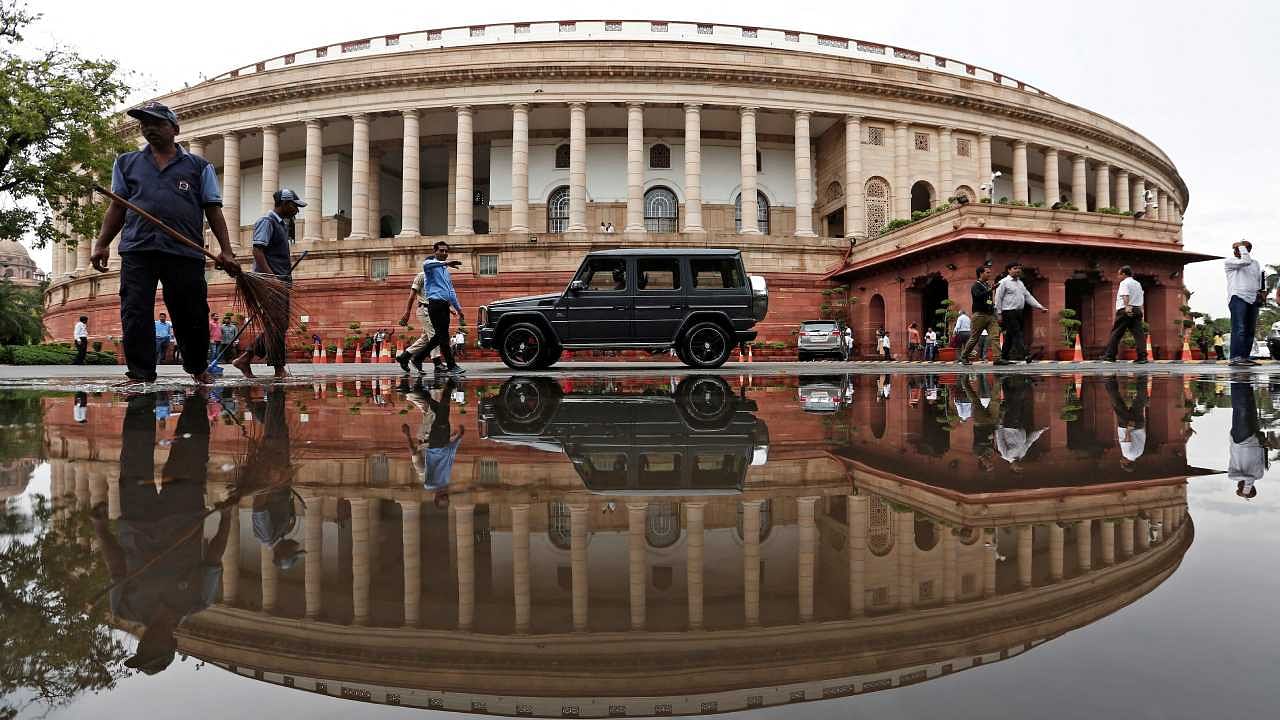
[798,377,845,413]
[797,320,844,361]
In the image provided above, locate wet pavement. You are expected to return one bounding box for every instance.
[2,370,1278,719]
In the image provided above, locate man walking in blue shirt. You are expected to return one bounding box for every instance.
[410,241,466,376]
[155,313,174,364]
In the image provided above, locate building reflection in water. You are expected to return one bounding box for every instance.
[41,374,1204,717]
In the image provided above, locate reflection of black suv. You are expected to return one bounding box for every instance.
[479,376,770,495]
[477,249,768,369]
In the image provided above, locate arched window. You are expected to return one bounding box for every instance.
[734,191,770,234]
[867,496,895,556]
[646,502,681,548]
[547,186,570,233]
[914,515,938,551]
[911,180,935,214]
[649,143,671,169]
[644,186,678,233]
[864,177,890,236]
[954,185,977,204]
[554,143,570,169]
[824,181,843,206]
[548,500,571,550]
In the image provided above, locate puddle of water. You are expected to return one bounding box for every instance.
[2,372,1277,719]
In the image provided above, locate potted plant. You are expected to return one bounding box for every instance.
[1057,309,1082,360]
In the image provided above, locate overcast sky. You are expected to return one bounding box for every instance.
[21,0,1278,316]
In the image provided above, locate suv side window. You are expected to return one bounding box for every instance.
[578,258,628,292]
[689,258,744,289]
[636,258,680,291]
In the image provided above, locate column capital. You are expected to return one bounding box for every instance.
[894,119,910,129]
[261,123,278,133]
[625,501,650,512]
[739,105,758,117]
[684,102,702,111]
[978,131,993,140]
[741,499,766,508]
[350,112,368,122]
[221,130,241,141]
[683,501,708,510]
[1013,139,1027,149]
[1041,146,1059,157]
[305,117,326,129]
[510,102,530,112]
[1096,160,1111,169]
[626,101,645,110]
[400,108,420,119]
[453,105,473,115]
[939,126,954,135]
[1116,168,1130,178]
[567,101,587,111]
[794,109,812,119]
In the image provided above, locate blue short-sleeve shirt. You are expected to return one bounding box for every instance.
[111,144,221,260]
[251,211,293,277]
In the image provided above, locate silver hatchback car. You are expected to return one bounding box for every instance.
[797,320,844,361]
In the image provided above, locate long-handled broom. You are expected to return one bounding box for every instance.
[209,250,309,373]
[91,183,293,369]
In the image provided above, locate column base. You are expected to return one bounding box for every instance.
[508,226,530,235]
[740,229,762,236]
[794,231,818,238]
[565,225,588,234]
[681,225,705,235]
[395,230,421,240]
[347,232,371,241]
[449,228,475,236]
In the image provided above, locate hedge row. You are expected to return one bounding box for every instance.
[0,343,118,366]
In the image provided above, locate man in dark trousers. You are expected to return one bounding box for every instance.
[403,377,465,492]
[1101,266,1148,364]
[1105,376,1149,472]
[993,261,1047,365]
[410,241,466,376]
[73,315,89,365]
[231,188,305,379]
[959,265,997,364]
[91,101,239,385]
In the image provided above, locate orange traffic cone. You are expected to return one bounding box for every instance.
[379,344,391,363]
[334,344,344,364]
[314,342,325,364]
[1180,333,1193,362]
[1072,335,1084,362]
[1145,335,1154,360]
[747,344,753,362]
[1073,373,1083,397]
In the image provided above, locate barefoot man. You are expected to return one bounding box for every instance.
[232,189,304,379]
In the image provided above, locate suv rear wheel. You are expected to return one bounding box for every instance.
[681,321,732,368]
[499,322,548,370]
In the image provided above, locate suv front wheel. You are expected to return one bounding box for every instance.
[499,322,549,370]
[681,322,732,368]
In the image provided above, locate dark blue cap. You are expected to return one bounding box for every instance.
[127,101,180,129]
[273,188,307,207]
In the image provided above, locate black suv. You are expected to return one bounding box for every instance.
[477,249,768,369]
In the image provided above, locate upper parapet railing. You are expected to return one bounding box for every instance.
[202,20,1052,98]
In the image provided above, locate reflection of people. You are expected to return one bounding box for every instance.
[403,378,465,492]
[1106,376,1149,470]
[244,387,304,570]
[963,375,1002,472]
[74,391,89,423]
[995,376,1046,471]
[90,392,230,675]
[1229,382,1266,499]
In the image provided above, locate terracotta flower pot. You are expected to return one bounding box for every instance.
[1056,349,1076,361]
[1121,348,1137,360]
[936,348,957,361]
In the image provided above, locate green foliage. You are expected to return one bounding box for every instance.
[1,343,115,365]
[1058,308,1082,347]
[979,197,992,204]
[1029,201,1045,208]
[1121,320,1151,348]
[0,1,132,248]
[1096,207,1129,215]
[933,299,959,341]
[881,218,913,235]
[1010,200,1028,207]
[0,279,44,345]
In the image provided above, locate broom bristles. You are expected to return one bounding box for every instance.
[231,271,295,364]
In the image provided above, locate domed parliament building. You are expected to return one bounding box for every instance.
[43,20,1207,356]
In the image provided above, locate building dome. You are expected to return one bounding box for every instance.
[0,238,42,288]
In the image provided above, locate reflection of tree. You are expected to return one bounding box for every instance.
[0,497,129,719]
[0,390,44,464]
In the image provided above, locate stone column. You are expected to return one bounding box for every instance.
[1115,170,1131,213]
[1043,148,1060,206]
[452,106,475,235]
[1101,520,1116,565]
[367,148,382,239]
[222,132,243,249]
[1049,523,1065,581]
[797,496,818,622]
[893,121,910,220]
[983,529,998,596]
[1137,516,1151,551]
[939,127,954,204]
[742,500,763,626]
[221,505,239,604]
[848,495,868,615]
[1120,517,1135,558]
[106,468,120,520]
[897,510,914,608]
[350,498,371,624]
[455,503,475,631]
[400,500,421,626]
[260,544,278,612]
[398,110,421,238]
[1012,140,1029,204]
[303,120,325,242]
[348,114,371,241]
[978,133,994,200]
[739,107,760,234]
[569,502,589,631]
[1095,162,1111,210]
[566,102,588,233]
[682,104,704,234]
[1158,190,1170,221]
[1071,155,1087,210]
[685,502,706,629]
[260,125,279,214]
[624,102,646,234]
[187,137,206,157]
[1017,525,1034,588]
[942,525,958,604]
[627,502,648,630]
[511,503,532,634]
[51,228,63,277]
[793,111,816,237]
[1132,177,1146,216]
[845,115,864,240]
[75,222,89,272]
[509,104,531,234]
[1077,519,1093,571]
[304,499,323,619]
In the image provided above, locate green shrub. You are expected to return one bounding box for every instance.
[1,344,117,365]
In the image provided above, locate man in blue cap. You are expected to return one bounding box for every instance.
[91,101,240,385]
[231,188,304,379]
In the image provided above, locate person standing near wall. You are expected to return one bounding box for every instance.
[73,316,89,365]
[1224,240,1265,366]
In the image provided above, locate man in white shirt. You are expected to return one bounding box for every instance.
[73,315,89,365]
[923,328,938,360]
[994,376,1045,472]
[843,326,854,360]
[1224,240,1265,366]
[993,261,1047,365]
[953,311,971,355]
[1106,377,1148,471]
[1101,266,1148,363]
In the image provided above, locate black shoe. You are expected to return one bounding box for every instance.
[411,356,425,373]
[1100,357,1117,363]
[993,359,1012,366]
[396,352,411,373]
[432,362,446,374]
[1133,359,1150,364]
[446,365,467,375]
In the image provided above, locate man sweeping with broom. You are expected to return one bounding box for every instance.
[91,101,241,385]
[230,188,305,380]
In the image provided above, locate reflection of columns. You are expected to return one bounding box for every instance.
[685,502,706,629]
[367,148,382,239]
[398,110,421,238]
[508,104,530,234]
[1071,155,1087,210]
[1137,516,1151,551]
[304,499,323,619]
[896,510,914,608]
[511,504,531,634]
[89,470,107,513]
[221,132,242,248]
[400,500,421,627]
[738,107,760,234]
[566,103,588,233]
[1049,523,1065,581]
[455,503,475,631]
[848,495,868,615]
[1043,148,1060,205]
[682,104,703,234]
[742,500,763,626]
[1115,171,1131,213]
[1077,519,1093,572]
[303,119,325,242]
[1017,525,1033,588]
[893,121,910,220]
[627,502,648,630]
[793,111,816,237]
[569,502,589,631]
[845,115,864,240]
[348,114,371,241]
[259,125,279,214]
[106,469,121,519]
[939,127,954,204]
[350,498,371,624]
[74,465,89,509]
[260,544,278,612]
[1120,517,1135,558]
[983,528,997,596]
[1095,162,1111,210]
[797,497,819,621]
[222,506,240,604]
[1101,520,1116,565]
[1012,140,1029,204]
[452,106,474,235]
[942,526,958,604]
[624,102,645,234]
